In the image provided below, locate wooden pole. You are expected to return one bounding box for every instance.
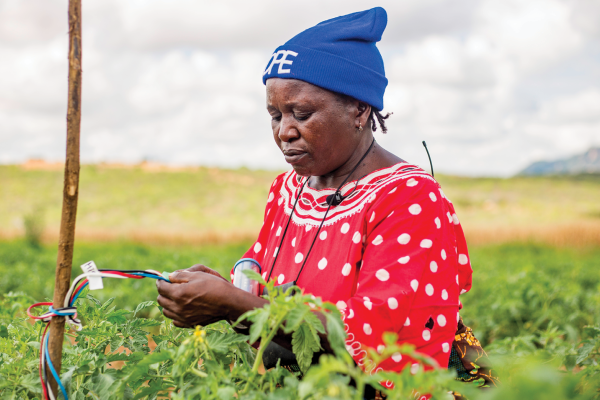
[48,0,82,395]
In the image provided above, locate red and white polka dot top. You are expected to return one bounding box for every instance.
[238,162,473,377]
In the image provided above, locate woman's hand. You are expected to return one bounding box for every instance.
[156,265,267,328]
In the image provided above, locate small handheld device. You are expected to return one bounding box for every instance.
[232,258,262,295]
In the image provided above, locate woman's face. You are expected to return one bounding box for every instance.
[266,78,366,177]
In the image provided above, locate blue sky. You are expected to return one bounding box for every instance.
[0,0,598,176]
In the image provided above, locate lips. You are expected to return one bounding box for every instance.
[282,148,308,165]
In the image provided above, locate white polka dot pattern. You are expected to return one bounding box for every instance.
[318,258,328,270]
[277,274,285,284]
[387,297,398,309]
[452,213,459,225]
[420,239,432,248]
[372,235,383,245]
[397,233,411,244]
[425,284,434,296]
[410,363,419,374]
[254,242,262,253]
[409,204,422,215]
[430,261,438,272]
[341,223,350,234]
[341,263,352,276]
[295,252,303,263]
[441,289,448,300]
[437,315,447,327]
[398,256,410,264]
[375,269,390,281]
[442,343,450,353]
[319,231,327,240]
[363,323,372,335]
[422,330,431,341]
[410,279,419,291]
[407,178,418,187]
[352,231,361,244]
[429,192,437,202]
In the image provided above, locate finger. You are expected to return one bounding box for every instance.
[161,307,187,325]
[168,270,195,284]
[172,319,189,328]
[186,264,228,281]
[156,294,178,311]
[156,282,179,300]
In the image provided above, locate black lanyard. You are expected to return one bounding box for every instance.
[265,138,375,288]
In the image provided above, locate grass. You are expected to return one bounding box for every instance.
[1,164,599,246]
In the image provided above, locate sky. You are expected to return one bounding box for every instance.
[0,0,599,176]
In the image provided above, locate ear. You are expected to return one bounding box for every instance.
[355,101,371,130]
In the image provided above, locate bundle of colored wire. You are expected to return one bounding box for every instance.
[27,268,170,400]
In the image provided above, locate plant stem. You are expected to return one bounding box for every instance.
[251,315,286,374]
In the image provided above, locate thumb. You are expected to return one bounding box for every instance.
[168,270,193,284]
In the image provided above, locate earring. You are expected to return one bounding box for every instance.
[358,122,363,132]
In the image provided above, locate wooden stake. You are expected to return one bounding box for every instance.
[48,0,82,395]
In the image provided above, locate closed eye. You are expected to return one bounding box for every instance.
[294,113,312,121]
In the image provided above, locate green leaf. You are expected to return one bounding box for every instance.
[107,309,131,324]
[126,351,173,383]
[217,387,236,399]
[85,294,102,307]
[292,323,321,373]
[576,341,596,364]
[285,305,310,333]
[133,301,155,317]
[242,268,267,285]
[100,297,115,311]
[249,308,270,344]
[206,332,249,354]
[322,309,347,357]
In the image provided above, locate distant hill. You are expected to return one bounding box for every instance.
[519,147,600,175]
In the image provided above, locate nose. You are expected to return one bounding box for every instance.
[277,114,300,143]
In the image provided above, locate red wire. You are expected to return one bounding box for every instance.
[27,302,53,320]
[39,323,50,400]
[69,280,89,304]
[105,271,143,279]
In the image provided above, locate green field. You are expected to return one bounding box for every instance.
[2,164,600,398]
[2,164,599,246]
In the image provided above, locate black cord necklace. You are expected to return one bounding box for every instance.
[264,138,376,290]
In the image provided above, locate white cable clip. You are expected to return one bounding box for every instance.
[80,261,104,290]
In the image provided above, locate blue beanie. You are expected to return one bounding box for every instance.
[262,7,388,111]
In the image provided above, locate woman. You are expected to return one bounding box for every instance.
[157,7,484,394]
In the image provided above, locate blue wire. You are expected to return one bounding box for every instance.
[129,272,170,282]
[48,306,75,316]
[44,333,69,400]
[70,282,89,305]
